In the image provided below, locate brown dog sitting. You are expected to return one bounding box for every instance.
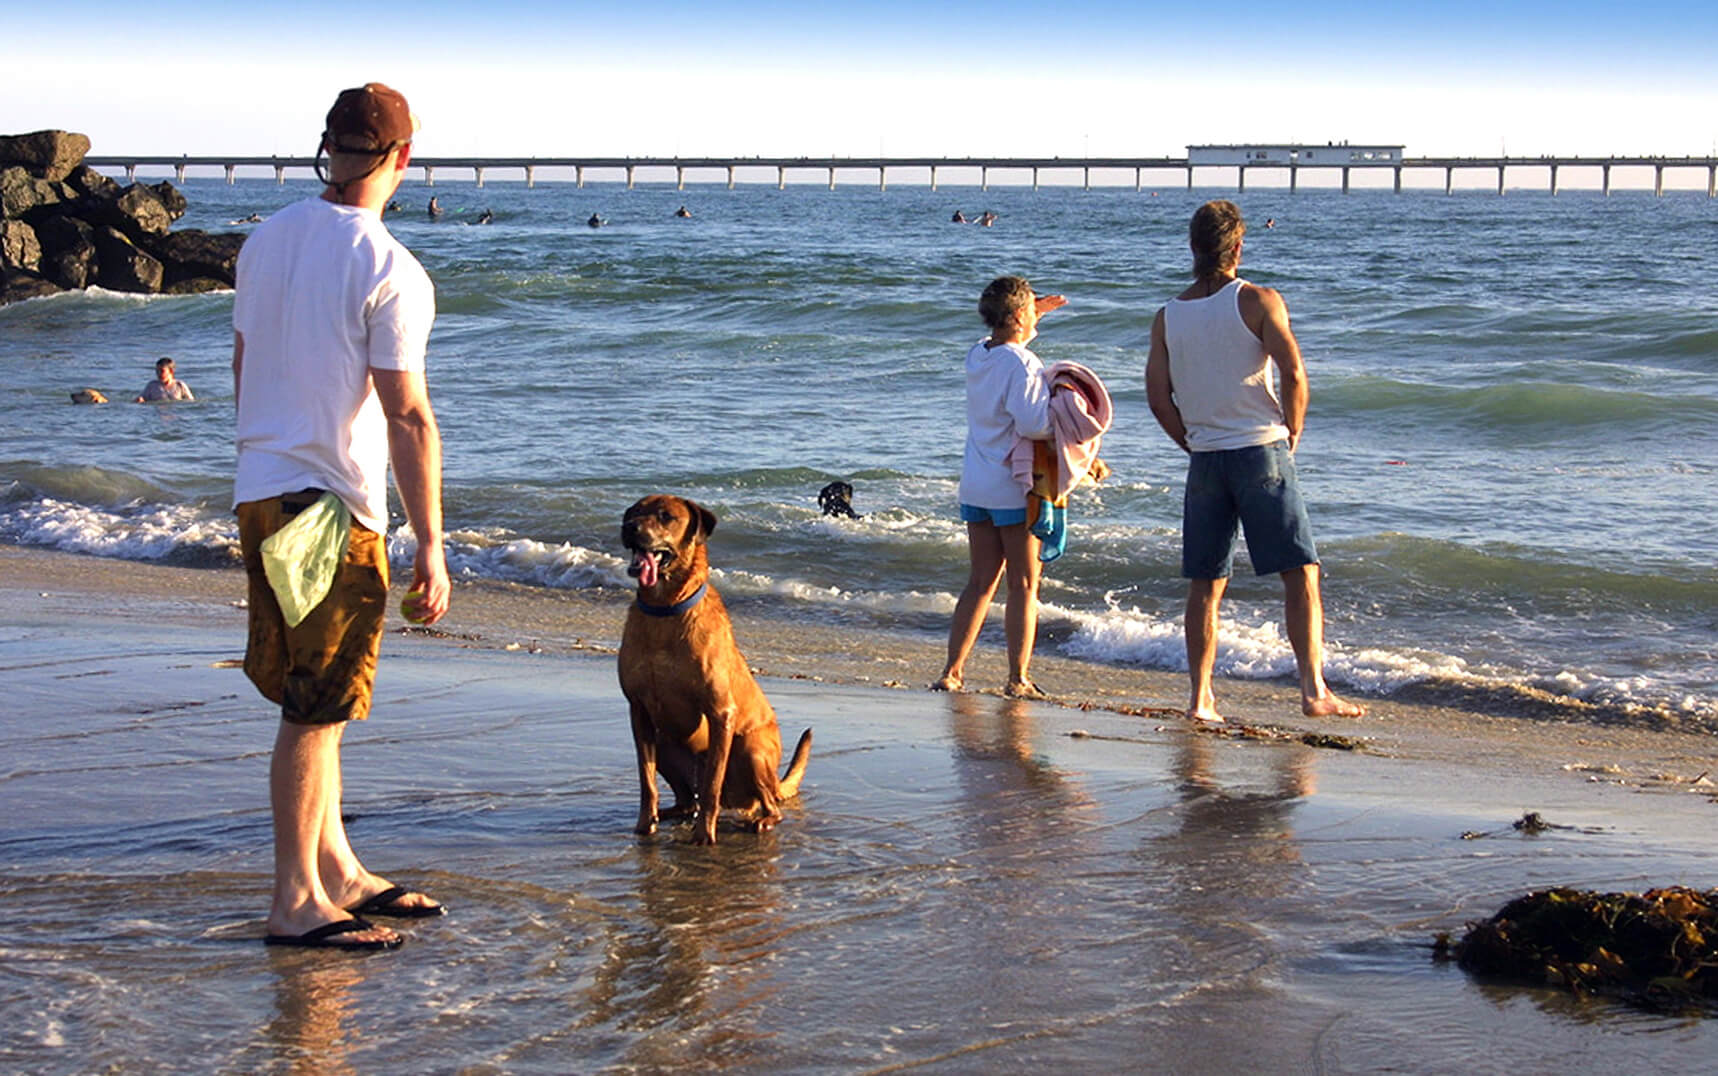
[618,494,812,844]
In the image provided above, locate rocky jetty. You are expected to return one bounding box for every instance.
[1,130,246,306]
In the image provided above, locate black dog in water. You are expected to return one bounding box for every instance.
[817,481,862,520]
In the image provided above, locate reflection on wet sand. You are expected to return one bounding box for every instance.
[262,955,365,1076]
[1139,733,1318,1021]
[589,834,788,1069]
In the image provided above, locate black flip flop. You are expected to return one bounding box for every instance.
[265,916,402,951]
[348,884,446,919]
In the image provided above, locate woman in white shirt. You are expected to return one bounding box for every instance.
[933,275,1066,699]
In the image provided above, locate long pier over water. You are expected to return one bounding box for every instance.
[83,154,1718,196]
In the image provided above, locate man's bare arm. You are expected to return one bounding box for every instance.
[232,332,244,397]
[1243,285,1308,452]
[372,367,449,625]
[1145,308,1190,453]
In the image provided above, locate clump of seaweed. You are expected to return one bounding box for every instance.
[1435,886,1718,1010]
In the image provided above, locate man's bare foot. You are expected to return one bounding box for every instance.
[930,674,962,692]
[1303,692,1365,718]
[1004,680,1047,700]
[268,904,402,948]
[1188,706,1226,724]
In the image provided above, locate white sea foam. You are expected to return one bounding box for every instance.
[0,498,238,562]
[4,493,1711,719]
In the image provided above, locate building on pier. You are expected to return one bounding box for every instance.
[1188,143,1405,166]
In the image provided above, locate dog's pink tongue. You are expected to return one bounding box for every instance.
[634,552,659,588]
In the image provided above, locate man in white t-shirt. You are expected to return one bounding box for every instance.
[1145,200,1363,726]
[233,82,449,951]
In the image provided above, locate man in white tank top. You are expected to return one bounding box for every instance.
[1145,200,1363,724]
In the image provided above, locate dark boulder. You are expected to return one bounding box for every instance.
[0,219,41,273]
[0,165,63,218]
[93,225,164,293]
[151,228,244,286]
[113,184,175,236]
[64,165,119,201]
[36,215,97,289]
[1,268,60,303]
[164,277,230,295]
[147,180,187,221]
[0,131,91,182]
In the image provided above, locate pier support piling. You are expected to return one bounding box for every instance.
[676,166,684,191]
[274,165,285,185]
[1709,164,1716,198]
[526,165,535,188]
[727,165,735,190]
[828,167,836,191]
[475,166,485,188]
[174,163,186,183]
[1550,164,1558,196]
[777,166,786,190]
[930,165,938,192]
[626,165,635,190]
[1393,166,1402,194]
[1032,167,1039,192]
[1445,166,1454,195]
[1497,165,1505,195]
[1237,165,1246,193]
[1655,164,1664,197]
[981,166,989,192]
[425,166,435,187]
[224,164,235,185]
[1290,166,1298,194]
[1602,163,1610,196]
[1134,166,1141,192]
[1341,166,1350,194]
[878,166,886,192]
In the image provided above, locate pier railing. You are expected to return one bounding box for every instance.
[81,154,1718,196]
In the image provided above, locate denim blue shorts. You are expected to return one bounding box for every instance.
[960,503,1029,527]
[1182,441,1319,578]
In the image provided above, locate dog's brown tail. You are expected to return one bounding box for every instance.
[778,729,812,798]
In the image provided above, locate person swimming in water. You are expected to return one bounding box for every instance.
[427,196,443,219]
[588,213,605,228]
[952,210,969,223]
[674,205,692,219]
[475,208,493,225]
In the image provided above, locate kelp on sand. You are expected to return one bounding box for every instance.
[1438,887,1718,1011]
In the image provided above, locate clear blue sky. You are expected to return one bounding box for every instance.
[9,1,1717,159]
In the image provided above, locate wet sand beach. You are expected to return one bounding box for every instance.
[4,542,1717,1072]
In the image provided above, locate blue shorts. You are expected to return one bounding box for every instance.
[1182,441,1320,579]
[960,503,1029,527]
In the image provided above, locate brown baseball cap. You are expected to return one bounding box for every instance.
[323,82,419,154]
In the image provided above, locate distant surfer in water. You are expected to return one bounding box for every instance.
[951,210,969,223]
[588,213,605,228]
[475,208,493,225]
[427,196,443,219]
[674,205,692,218]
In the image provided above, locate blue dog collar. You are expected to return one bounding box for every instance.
[635,582,709,618]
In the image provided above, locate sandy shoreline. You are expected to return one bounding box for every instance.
[6,540,1718,1070]
[5,541,1713,788]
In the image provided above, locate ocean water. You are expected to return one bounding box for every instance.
[2,176,1715,724]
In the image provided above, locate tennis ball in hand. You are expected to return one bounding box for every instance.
[401,587,430,624]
